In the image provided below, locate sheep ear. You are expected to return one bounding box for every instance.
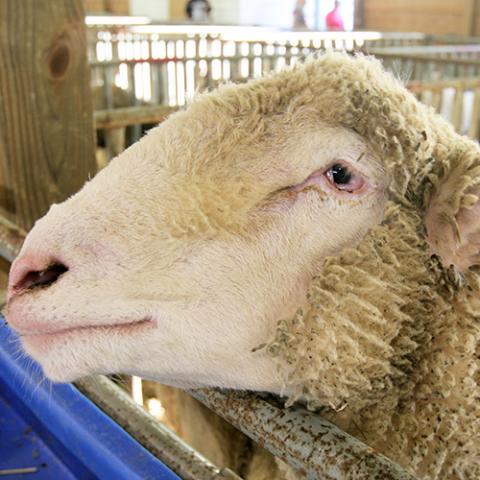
[425,172,480,273]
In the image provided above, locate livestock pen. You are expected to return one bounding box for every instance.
[1,3,479,480]
[89,25,480,162]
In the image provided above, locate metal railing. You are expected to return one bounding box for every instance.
[87,27,480,134]
[86,28,430,112]
[86,25,480,164]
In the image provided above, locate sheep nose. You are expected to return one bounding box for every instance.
[7,255,68,302]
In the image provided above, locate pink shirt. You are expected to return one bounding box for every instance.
[326,7,344,30]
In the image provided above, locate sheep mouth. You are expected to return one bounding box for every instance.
[20,318,155,345]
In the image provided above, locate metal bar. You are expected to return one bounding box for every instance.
[87,27,426,44]
[94,105,177,129]
[0,468,38,475]
[191,390,416,480]
[76,376,241,480]
[371,45,480,56]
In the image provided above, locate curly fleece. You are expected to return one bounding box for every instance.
[173,51,479,479]
[231,53,480,479]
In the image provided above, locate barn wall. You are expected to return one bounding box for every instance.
[169,0,314,27]
[83,0,480,35]
[474,7,480,35]
[169,0,187,20]
[84,0,129,14]
[363,0,477,35]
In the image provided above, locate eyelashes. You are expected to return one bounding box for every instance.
[261,159,371,212]
[290,161,367,195]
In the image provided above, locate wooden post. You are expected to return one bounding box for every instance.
[170,0,187,20]
[464,0,477,36]
[354,0,365,30]
[0,0,96,230]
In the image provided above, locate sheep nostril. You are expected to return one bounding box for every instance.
[14,263,68,296]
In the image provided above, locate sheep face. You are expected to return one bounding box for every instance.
[6,53,479,409]
[6,110,386,389]
[7,53,480,480]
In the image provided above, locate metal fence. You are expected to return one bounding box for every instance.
[88,27,480,111]
[88,27,480,163]
[87,28,431,110]
[90,38,480,164]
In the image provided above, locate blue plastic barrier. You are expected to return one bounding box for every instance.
[0,317,180,479]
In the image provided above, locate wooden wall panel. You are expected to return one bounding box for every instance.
[473,5,480,35]
[0,0,97,229]
[364,0,477,35]
[170,0,187,20]
[84,0,129,14]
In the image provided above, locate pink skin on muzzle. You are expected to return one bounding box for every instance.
[7,253,67,328]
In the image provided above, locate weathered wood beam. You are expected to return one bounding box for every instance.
[0,0,96,230]
[94,105,178,129]
[464,0,477,37]
[407,77,480,94]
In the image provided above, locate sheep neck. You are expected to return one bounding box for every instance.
[266,201,480,477]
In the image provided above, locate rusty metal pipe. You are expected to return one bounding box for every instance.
[191,390,416,480]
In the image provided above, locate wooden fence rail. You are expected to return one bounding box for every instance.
[94,105,176,129]
[88,29,480,119]
[408,78,480,138]
[88,26,480,164]
[92,75,480,168]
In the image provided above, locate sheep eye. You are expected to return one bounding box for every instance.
[325,163,364,192]
[329,164,351,184]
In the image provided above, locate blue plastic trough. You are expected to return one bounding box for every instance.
[0,317,180,479]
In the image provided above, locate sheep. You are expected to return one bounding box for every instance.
[5,52,480,479]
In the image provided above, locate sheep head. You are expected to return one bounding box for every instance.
[5,54,480,408]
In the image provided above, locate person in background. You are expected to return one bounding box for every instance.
[293,0,308,29]
[325,0,344,30]
[186,0,212,22]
